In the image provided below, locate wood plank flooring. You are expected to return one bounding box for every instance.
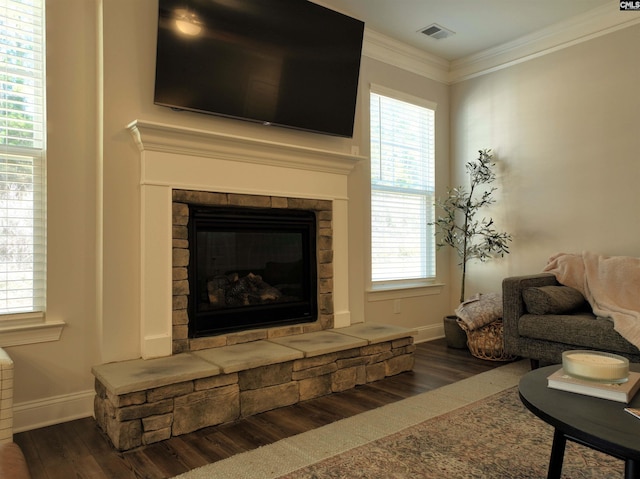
[15,339,507,479]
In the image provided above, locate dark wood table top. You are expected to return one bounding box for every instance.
[519,364,640,462]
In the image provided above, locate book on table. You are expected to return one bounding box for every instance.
[625,407,640,420]
[547,368,640,403]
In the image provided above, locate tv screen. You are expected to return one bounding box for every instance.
[154,0,365,137]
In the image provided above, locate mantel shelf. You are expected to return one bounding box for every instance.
[127,120,364,176]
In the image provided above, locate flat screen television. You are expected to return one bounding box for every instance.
[154,0,365,138]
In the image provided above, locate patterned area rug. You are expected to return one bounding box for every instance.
[278,387,623,479]
[173,362,623,479]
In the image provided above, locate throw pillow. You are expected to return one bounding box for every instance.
[523,285,587,315]
[455,292,503,331]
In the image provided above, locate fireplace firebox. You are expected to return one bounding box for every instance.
[188,206,318,337]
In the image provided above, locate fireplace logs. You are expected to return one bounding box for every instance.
[207,272,284,307]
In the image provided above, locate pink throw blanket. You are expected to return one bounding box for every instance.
[543,252,640,349]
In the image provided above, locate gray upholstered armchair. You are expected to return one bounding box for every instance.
[502,273,640,368]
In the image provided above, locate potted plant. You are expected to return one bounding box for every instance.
[432,149,512,348]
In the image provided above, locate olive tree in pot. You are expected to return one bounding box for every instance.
[432,149,512,347]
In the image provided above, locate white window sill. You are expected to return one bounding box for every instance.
[0,313,65,347]
[367,281,445,301]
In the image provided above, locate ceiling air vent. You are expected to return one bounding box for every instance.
[419,23,455,40]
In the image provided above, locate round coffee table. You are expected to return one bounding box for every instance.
[519,364,640,479]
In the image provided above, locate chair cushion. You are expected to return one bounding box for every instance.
[518,313,640,355]
[523,285,587,315]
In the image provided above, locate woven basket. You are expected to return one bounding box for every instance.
[457,318,517,362]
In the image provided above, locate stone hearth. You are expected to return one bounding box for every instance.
[93,323,416,450]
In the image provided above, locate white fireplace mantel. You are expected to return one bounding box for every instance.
[127,120,364,359]
[127,120,363,176]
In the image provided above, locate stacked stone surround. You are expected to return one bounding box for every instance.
[171,189,335,354]
[92,324,416,451]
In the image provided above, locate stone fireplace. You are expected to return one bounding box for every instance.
[91,122,416,451]
[127,120,361,359]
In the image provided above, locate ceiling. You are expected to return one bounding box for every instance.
[316,0,612,61]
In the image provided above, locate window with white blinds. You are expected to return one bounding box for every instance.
[370,88,435,284]
[0,0,46,315]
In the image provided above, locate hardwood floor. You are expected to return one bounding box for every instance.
[15,339,506,479]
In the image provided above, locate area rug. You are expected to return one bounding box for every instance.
[173,360,623,478]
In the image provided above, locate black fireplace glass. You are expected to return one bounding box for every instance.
[188,206,317,337]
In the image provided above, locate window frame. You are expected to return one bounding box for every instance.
[367,84,441,295]
[0,0,64,345]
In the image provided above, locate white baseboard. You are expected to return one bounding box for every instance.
[13,389,94,433]
[413,323,445,344]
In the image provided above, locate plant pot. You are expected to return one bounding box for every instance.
[443,315,468,349]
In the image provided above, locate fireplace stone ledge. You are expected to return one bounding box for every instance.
[92,323,416,450]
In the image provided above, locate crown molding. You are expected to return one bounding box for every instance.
[362,29,450,84]
[449,4,640,83]
[361,5,640,85]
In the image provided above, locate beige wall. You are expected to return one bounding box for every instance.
[6,0,639,432]
[451,24,640,305]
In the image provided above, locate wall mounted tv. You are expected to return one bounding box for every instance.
[154,0,365,138]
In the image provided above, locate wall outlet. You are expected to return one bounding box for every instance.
[393,299,401,314]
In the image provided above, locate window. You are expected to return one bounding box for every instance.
[0,0,46,316]
[370,86,435,285]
